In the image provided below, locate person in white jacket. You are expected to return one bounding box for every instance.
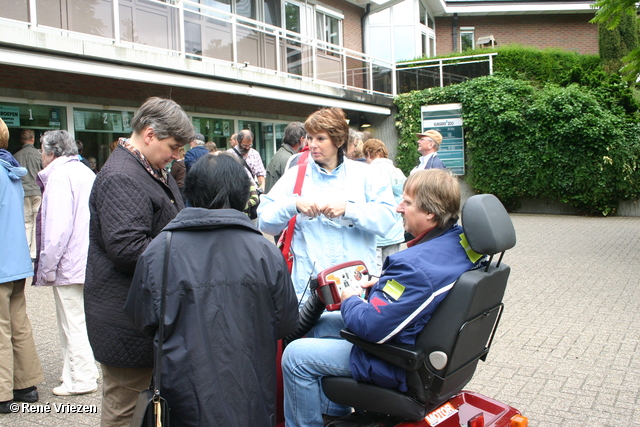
[258,108,397,303]
[35,130,99,396]
[362,138,407,275]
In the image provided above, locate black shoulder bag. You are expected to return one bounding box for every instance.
[130,231,173,427]
[233,147,261,219]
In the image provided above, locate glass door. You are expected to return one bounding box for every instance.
[283,0,312,77]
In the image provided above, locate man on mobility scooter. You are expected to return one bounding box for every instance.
[282,169,527,427]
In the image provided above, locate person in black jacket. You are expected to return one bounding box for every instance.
[125,153,298,427]
[84,97,195,427]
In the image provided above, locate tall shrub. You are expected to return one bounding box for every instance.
[394,74,640,215]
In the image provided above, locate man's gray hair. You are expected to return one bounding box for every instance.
[283,122,305,146]
[41,130,78,158]
[131,97,196,146]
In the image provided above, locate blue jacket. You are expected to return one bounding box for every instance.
[341,223,477,392]
[0,153,33,282]
[184,145,209,171]
[258,157,397,302]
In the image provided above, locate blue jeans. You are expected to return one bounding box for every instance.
[282,312,353,427]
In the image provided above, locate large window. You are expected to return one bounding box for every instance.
[73,107,135,170]
[316,11,341,46]
[192,116,234,150]
[2,102,67,153]
[37,0,114,37]
[460,27,475,52]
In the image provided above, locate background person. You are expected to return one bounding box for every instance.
[0,119,43,414]
[362,138,407,274]
[282,169,479,427]
[265,121,306,193]
[84,97,194,427]
[13,129,42,261]
[410,130,446,174]
[88,156,98,173]
[346,129,366,162]
[229,129,267,193]
[125,153,298,427]
[184,133,207,172]
[258,107,396,302]
[35,130,99,397]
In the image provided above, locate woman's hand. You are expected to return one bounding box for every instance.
[296,198,321,218]
[320,201,346,219]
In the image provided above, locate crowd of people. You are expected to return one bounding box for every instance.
[0,96,466,427]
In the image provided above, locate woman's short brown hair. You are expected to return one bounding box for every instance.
[305,107,349,148]
[0,119,8,149]
[362,138,388,159]
[404,169,460,228]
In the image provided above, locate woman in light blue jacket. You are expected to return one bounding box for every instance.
[258,108,397,302]
[0,118,43,413]
[35,130,98,397]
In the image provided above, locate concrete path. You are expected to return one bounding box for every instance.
[2,213,639,426]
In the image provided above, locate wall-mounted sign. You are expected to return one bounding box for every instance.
[0,106,21,126]
[421,103,465,175]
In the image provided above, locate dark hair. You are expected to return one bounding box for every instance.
[20,129,34,143]
[131,97,195,146]
[184,153,250,211]
[283,122,306,146]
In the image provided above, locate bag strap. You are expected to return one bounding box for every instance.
[154,230,172,396]
[281,151,310,257]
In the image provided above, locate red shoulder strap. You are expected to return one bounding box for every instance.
[281,151,310,259]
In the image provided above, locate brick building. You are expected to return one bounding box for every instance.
[366,0,597,62]
[0,0,396,166]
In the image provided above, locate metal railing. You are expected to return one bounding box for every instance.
[1,0,497,98]
[396,53,497,93]
[0,0,396,96]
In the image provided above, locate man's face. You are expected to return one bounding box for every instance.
[417,136,436,156]
[238,136,253,155]
[396,189,434,237]
[144,133,182,170]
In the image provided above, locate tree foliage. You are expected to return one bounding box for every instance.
[395,71,640,216]
[591,0,640,81]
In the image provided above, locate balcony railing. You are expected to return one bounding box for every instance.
[0,0,396,96]
[396,53,497,93]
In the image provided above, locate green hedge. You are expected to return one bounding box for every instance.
[395,74,640,215]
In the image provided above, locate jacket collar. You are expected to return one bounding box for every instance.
[164,207,261,234]
[38,155,79,185]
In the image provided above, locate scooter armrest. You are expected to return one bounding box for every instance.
[340,329,425,371]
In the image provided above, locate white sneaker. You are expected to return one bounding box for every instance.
[52,385,98,396]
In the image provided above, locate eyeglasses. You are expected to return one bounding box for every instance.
[240,143,253,148]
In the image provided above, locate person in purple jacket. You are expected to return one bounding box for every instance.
[35,130,99,397]
[282,169,482,427]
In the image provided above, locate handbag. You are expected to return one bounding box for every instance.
[277,151,309,272]
[130,231,173,427]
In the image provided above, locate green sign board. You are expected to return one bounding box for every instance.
[0,106,21,126]
[421,103,464,175]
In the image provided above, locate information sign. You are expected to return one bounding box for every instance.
[421,103,465,175]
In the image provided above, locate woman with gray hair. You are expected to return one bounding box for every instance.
[35,130,99,396]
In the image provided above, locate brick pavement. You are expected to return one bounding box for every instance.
[2,214,639,426]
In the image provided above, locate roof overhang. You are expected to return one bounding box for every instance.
[430,0,596,16]
[353,0,595,16]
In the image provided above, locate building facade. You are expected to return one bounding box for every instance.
[366,0,597,63]
[0,0,396,167]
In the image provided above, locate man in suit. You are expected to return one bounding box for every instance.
[410,130,446,174]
